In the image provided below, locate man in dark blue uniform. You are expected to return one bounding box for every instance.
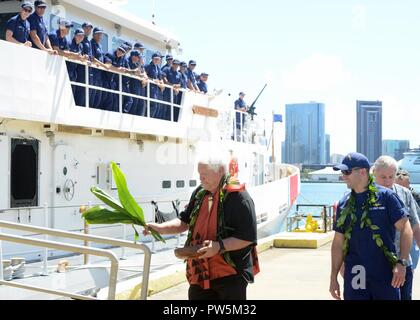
[196,73,209,94]
[28,0,55,53]
[330,153,413,300]
[186,60,200,92]
[89,27,108,109]
[81,22,93,58]
[105,46,130,112]
[162,59,182,121]
[49,19,73,53]
[177,61,188,106]
[234,92,248,141]
[67,29,89,107]
[133,42,146,59]
[145,52,165,119]
[124,50,147,116]
[5,2,33,47]
[161,54,173,73]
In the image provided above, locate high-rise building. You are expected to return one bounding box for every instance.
[382,140,410,161]
[285,102,326,165]
[325,134,331,164]
[356,100,382,163]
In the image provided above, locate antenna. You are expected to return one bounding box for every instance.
[152,0,156,25]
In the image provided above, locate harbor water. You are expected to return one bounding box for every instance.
[283,182,420,231]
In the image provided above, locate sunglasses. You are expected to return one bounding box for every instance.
[341,168,362,176]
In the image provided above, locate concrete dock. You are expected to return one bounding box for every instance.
[150,243,420,300]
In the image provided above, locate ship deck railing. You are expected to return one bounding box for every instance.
[64,56,189,123]
[0,219,152,300]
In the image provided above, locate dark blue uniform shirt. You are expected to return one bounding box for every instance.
[81,37,92,58]
[197,80,208,94]
[235,98,246,109]
[145,63,163,80]
[6,14,30,44]
[334,185,408,282]
[90,39,104,63]
[28,12,48,49]
[186,68,197,88]
[164,68,181,85]
[67,39,83,80]
[49,29,69,51]
[179,71,188,89]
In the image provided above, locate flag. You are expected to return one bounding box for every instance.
[273,114,283,123]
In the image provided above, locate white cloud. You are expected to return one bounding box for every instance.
[281,53,351,92]
[352,4,367,31]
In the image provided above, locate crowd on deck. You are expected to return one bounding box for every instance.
[5,1,210,121]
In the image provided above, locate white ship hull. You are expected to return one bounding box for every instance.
[0,40,300,261]
[399,149,420,184]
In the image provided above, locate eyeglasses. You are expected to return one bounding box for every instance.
[341,168,362,176]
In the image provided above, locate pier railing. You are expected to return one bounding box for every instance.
[0,219,152,300]
[286,204,334,233]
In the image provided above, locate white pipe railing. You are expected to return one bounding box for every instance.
[0,231,119,300]
[65,57,187,121]
[0,219,152,300]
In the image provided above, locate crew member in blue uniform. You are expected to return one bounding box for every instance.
[89,27,108,109]
[330,153,413,300]
[67,29,89,107]
[81,22,93,58]
[5,2,33,47]
[133,42,146,60]
[186,60,200,92]
[162,59,182,121]
[145,52,165,119]
[125,50,147,116]
[28,0,55,53]
[196,73,209,94]
[49,19,73,53]
[161,54,173,73]
[107,46,130,112]
[177,61,188,106]
[101,53,115,111]
[234,92,248,141]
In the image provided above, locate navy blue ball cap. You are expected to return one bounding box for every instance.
[130,50,141,57]
[152,52,162,59]
[333,152,371,171]
[74,28,85,36]
[201,72,209,77]
[59,19,73,28]
[21,1,34,10]
[180,61,187,67]
[172,59,180,65]
[134,42,144,49]
[34,0,47,8]
[82,21,93,28]
[165,54,173,60]
[239,92,246,96]
[93,27,105,35]
[189,60,197,65]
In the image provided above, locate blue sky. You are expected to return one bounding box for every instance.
[123,0,420,156]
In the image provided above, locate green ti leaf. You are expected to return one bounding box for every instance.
[83,206,135,225]
[111,162,146,226]
[90,187,125,212]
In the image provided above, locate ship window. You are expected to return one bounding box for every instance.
[162,181,171,189]
[112,36,129,52]
[189,180,197,187]
[69,22,82,39]
[101,33,109,53]
[176,181,185,188]
[10,139,39,208]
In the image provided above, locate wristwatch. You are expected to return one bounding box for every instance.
[218,239,226,255]
[397,259,409,267]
